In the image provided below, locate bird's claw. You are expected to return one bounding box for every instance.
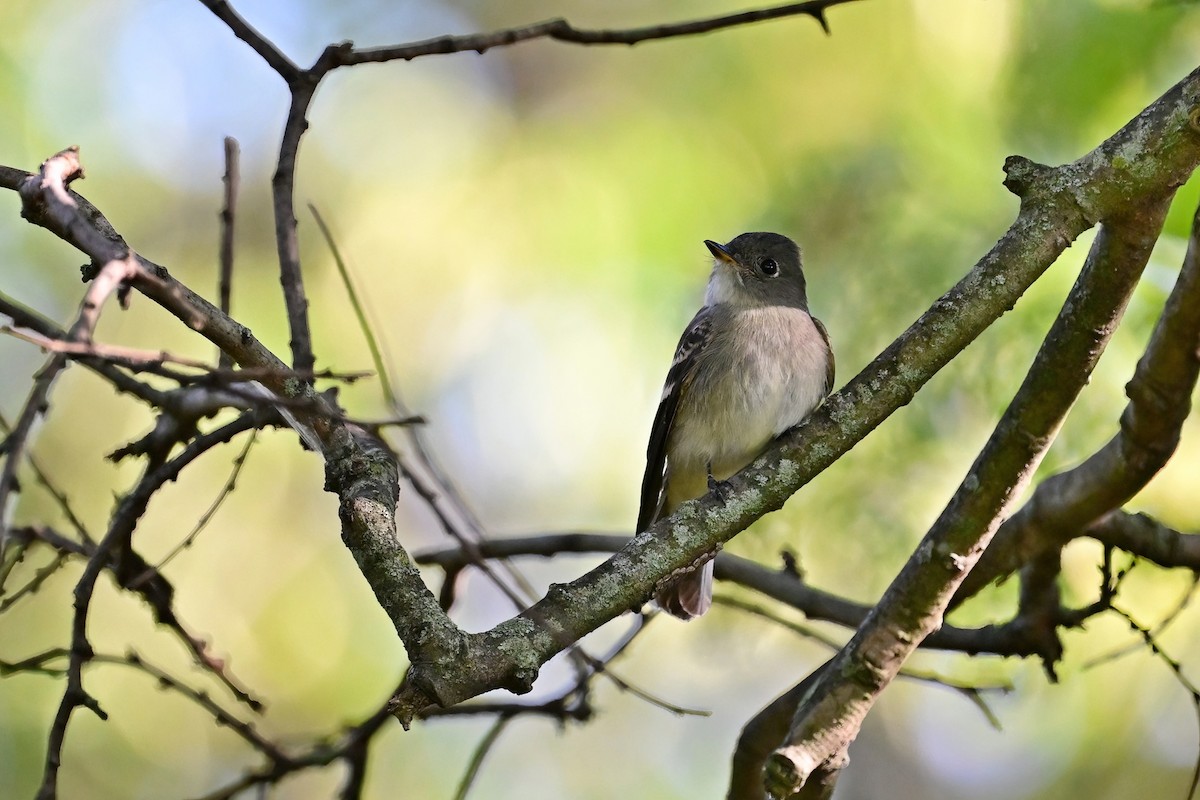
[707,463,732,504]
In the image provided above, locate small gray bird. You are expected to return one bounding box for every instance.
[637,232,835,619]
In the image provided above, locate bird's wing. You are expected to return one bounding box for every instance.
[813,315,836,396]
[636,307,713,534]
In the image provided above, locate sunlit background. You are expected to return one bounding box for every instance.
[3,1,1200,798]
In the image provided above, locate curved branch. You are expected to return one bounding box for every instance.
[956,186,1200,600]
[763,191,1173,796]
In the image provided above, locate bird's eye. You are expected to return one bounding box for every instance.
[759,258,779,277]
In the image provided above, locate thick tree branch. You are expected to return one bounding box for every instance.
[955,191,1200,602]
[762,191,1173,797]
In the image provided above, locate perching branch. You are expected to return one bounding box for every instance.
[384,65,1200,721]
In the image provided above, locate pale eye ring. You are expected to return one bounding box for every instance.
[759,258,779,277]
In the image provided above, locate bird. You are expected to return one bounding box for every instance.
[637,232,834,619]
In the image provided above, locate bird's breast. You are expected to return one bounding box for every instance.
[668,306,830,479]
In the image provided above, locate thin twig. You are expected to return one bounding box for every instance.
[308,203,540,607]
[218,137,240,370]
[147,429,259,575]
[716,594,1011,730]
[3,148,151,560]
[341,1,855,64]
[4,326,216,369]
[0,291,168,406]
[0,411,93,544]
[1084,572,1200,670]
[0,647,71,677]
[1110,604,1200,800]
[307,204,397,409]
[93,651,284,758]
[0,551,68,612]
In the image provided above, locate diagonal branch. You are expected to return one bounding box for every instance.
[196,0,300,79]
[955,194,1200,601]
[0,148,154,556]
[762,194,1173,798]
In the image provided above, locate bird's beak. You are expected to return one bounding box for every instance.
[704,239,736,265]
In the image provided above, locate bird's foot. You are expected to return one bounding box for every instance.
[706,462,732,504]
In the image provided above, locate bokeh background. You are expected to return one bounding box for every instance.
[3,1,1200,798]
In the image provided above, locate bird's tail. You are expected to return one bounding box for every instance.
[655,559,714,620]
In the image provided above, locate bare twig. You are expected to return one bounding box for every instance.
[1110,604,1200,800]
[145,429,259,575]
[0,291,168,406]
[1083,571,1200,674]
[34,412,271,797]
[0,411,93,545]
[94,651,283,758]
[196,0,300,78]
[0,251,145,555]
[309,203,543,611]
[308,204,397,408]
[336,1,857,64]
[0,647,71,677]
[4,326,216,369]
[2,148,161,560]
[218,137,239,370]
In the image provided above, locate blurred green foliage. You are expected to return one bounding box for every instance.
[3,1,1200,798]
